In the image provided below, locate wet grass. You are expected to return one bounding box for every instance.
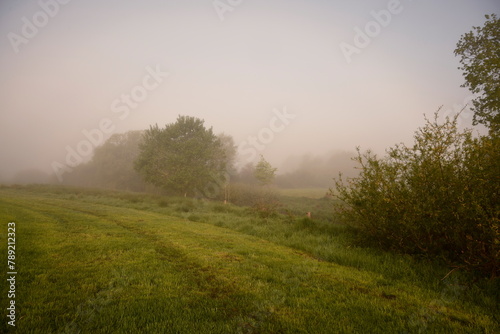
[0,185,498,333]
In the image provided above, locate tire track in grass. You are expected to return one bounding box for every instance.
[20,196,408,331]
[1,195,289,332]
[1,191,497,333]
[66,205,291,332]
[4,195,348,331]
[32,198,246,299]
[0,198,161,333]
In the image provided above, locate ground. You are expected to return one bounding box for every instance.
[0,185,498,333]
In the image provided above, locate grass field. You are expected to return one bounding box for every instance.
[277,188,329,199]
[0,185,498,333]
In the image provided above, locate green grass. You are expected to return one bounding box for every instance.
[0,185,498,333]
[277,187,329,199]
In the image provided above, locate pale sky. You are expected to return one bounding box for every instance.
[0,0,498,180]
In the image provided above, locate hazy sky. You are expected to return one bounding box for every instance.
[0,0,498,180]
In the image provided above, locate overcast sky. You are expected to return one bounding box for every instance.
[0,0,498,180]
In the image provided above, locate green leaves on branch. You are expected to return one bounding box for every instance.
[332,111,499,278]
[134,116,228,197]
[455,14,500,132]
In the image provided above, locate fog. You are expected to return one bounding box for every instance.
[0,0,498,185]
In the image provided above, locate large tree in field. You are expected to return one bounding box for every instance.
[134,116,227,196]
[455,14,500,133]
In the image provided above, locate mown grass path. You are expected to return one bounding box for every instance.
[0,188,498,333]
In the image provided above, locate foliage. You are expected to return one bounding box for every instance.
[278,194,338,223]
[252,191,282,218]
[217,132,237,174]
[61,131,148,191]
[455,14,500,132]
[216,133,237,202]
[232,162,258,185]
[234,156,280,216]
[332,111,499,278]
[218,183,261,206]
[211,182,281,217]
[254,155,277,186]
[134,116,227,197]
[89,131,146,190]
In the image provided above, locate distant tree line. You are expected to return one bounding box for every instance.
[56,117,354,194]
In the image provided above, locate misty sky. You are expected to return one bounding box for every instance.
[0,0,498,180]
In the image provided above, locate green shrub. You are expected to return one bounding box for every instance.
[333,111,499,278]
[252,197,281,218]
[223,183,282,218]
[225,183,263,206]
[249,188,281,218]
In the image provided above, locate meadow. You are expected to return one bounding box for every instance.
[0,185,498,333]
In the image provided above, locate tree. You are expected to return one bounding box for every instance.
[254,155,277,186]
[233,162,258,185]
[455,14,500,132]
[218,132,237,173]
[90,131,146,190]
[217,133,237,202]
[61,130,148,191]
[251,156,279,217]
[134,116,227,197]
[332,111,499,277]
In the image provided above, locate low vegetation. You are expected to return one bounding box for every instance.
[0,185,498,333]
[333,112,499,278]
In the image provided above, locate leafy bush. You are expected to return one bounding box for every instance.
[225,183,265,206]
[222,183,281,217]
[252,196,282,218]
[333,112,499,278]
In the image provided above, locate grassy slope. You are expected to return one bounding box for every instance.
[0,187,498,333]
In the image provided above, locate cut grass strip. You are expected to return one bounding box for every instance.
[0,188,498,333]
